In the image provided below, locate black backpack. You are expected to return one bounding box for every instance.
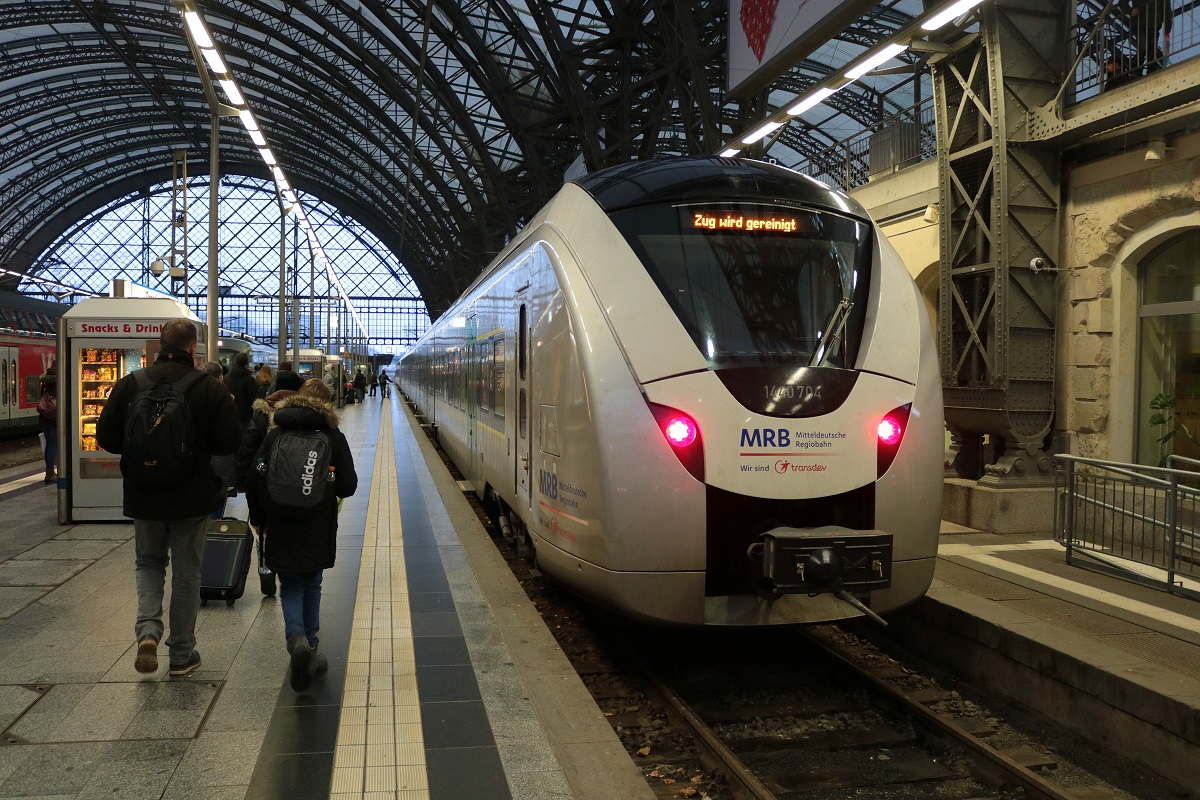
[120,369,206,486]
[257,426,333,518]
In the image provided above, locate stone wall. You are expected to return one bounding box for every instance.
[1063,132,1200,463]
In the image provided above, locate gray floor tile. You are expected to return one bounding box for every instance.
[0,741,116,796]
[167,729,266,788]
[0,587,47,621]
[0,684,42,732]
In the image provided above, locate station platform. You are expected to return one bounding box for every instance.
[891,523,1200,793]
[0,396,1198,798]
[0,397,653,800]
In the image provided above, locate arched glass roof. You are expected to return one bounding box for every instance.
[2,0,946,322]
[24,176,428,354]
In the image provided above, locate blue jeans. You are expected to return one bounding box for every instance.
[40,422,57,473]
[133,515,207,665]
[279,570,323,649]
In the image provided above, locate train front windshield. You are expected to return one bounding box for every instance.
[610,203,872,370]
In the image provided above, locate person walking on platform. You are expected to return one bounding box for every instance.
[254,364,274,399]
[37,361,58,484]
[368,368,378,397]
[255,379,357,691]
[234,368,305,591]
[378,368,392,399]
[223,351,258,425]
[96,319,242,678]
[352,366,367,403]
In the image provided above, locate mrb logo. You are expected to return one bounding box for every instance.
[539,469,558,499]
[740,428,791,448]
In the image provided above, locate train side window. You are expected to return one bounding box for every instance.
[519,388,527,439]
[519,304,527,381]
[1,360,7,407]
[493,336,505,420]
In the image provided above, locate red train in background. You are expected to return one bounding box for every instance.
[0,291,65,438]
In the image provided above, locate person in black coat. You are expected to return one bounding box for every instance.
[222,351,258,425]
[257,379,357,691]
[96,318,242,678]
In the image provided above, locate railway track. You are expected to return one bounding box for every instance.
[625,624,1130,800]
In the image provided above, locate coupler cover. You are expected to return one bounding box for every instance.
[759,526,893,593]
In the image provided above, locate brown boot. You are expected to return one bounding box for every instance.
[44,469,55,484]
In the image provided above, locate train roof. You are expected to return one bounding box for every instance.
[572,156,871,220]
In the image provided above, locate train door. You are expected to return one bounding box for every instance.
[0,346,14,428]
[465,314,479,478]
[513,295,531,508]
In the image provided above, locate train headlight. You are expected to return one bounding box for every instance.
[647,403,705,482]
[877,405,911,477]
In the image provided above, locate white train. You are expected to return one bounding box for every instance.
[400,157,943,626]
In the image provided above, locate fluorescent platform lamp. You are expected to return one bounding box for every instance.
[218,79,243,105]
[719,148,741,157]
[788,87,838,116]
[845,43,908,81]
[200,47,227,75]
[921,0,986,31]
[238,109,259,132]
[741,121,784,145]
[248,129,266,147]
[183,10,214,48]
[258,148,277,165]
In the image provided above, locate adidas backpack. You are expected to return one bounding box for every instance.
[258,426,333,517]
[120,369,205,486]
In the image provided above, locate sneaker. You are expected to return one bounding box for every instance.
[168,650,202,677]
[310,650,328,676]
[289,635,312,691]
[134,637,158,673]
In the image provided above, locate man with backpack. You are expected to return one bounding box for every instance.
[97,318,242,678]
[254,378,357,691]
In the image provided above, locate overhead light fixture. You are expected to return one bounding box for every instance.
[218,79,243,105]
[719,148,741,158]
[1146,138,1167,161]
[248,129,266,147]
[788,87,838,116]
[741,121,784,145]
[923,203,939,223]
[283,190,298,203]
[238,109,259,132]
[183,10,214,48]
[200,47,227,75]
[921,0,986,31]
[259,148,277,165]
[845,43,909,81]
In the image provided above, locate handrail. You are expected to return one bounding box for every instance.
[1056,452,1200,601]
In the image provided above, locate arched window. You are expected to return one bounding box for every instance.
[1137,232,1200,465]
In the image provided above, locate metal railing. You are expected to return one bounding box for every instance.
[1055,454,1200,600]
[794,96,936,191]
[1072,0,1200,101]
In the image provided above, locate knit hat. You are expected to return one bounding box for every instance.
[274,370,303,392]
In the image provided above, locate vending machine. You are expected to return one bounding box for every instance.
[58,297,202,523]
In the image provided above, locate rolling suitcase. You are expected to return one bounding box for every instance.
[200,517,253,607]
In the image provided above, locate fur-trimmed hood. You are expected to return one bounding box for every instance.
[271,392,340,430]
[251,391,295,418]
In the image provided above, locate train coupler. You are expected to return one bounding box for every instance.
[746,526,893,596]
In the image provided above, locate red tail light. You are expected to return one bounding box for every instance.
[877,416,903,446]
[648,403,705,482]
[664,415,698,447]
[877,404,911,476]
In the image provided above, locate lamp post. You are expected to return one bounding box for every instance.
[177,1,238,362]
[276,187,291,366]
